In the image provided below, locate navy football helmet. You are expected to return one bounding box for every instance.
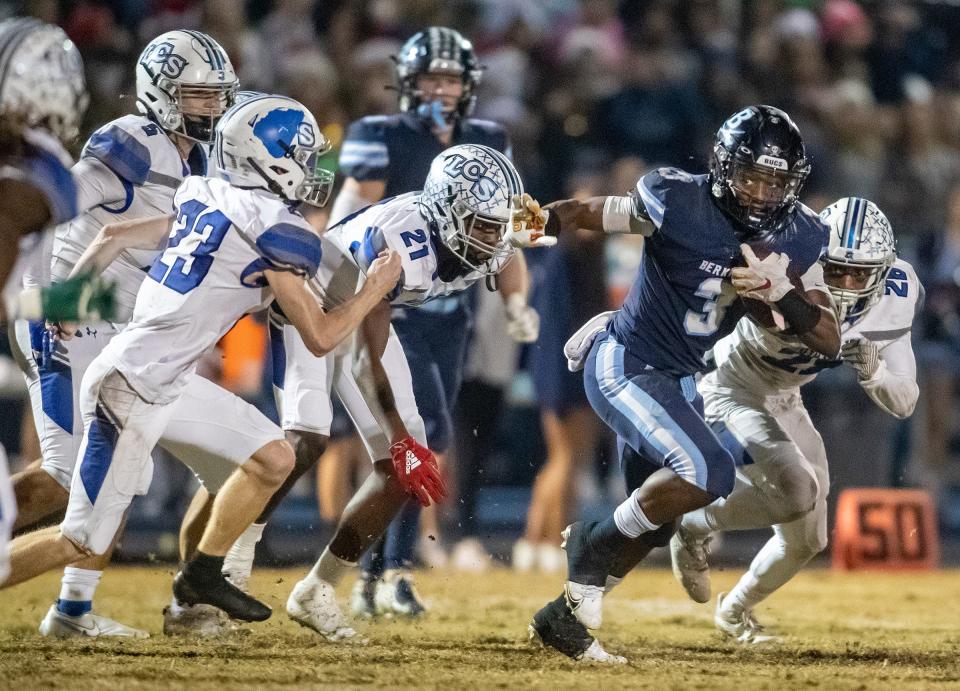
[395,27,482,126]
[709,105,810,234]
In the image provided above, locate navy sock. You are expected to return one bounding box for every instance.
[589,516,633,561]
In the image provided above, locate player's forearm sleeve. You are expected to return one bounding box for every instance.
[860,333,919,419]
[602,193,655,236]
[72,158,129,212]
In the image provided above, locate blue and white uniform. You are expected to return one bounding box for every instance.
[583,167,828,497]
[14,115,279,497]
[0,128,78,584]
[270,192,488,463]
[59,176,314,554]
[340,112,509,452]
[699,258,921,550]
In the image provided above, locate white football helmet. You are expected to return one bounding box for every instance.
[136,30,238,144]
[419,144,522,275]
[0,17,87,143]
[820,197,896,321]
[213,94,334,206]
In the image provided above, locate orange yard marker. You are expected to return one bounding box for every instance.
[832,488,939,570]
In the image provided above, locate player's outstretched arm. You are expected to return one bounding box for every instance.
[68,214,174,279]
[843,333,919,419]
[544,195,656,237]
[497,252,540,343]
[266,249,401,358]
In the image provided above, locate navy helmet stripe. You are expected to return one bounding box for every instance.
[182,29,225,71]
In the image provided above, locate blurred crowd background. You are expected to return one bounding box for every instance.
[2,0,960,567]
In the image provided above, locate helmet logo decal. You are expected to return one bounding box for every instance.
[139,41,187,79]
[756,154,787,170]
[252,108,305,158]
[442,153,498,201]
[297,121,316,148]
[719,107,753,145]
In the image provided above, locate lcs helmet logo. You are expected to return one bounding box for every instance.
[443,154,499,201]
[140,41,187,79]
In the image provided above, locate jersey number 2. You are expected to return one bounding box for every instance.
[400,229,430,260]
[684,277,735,336]
[148,199,231,294]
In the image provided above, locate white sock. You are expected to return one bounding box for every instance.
[57,567,102,616]
[222,522,265,585]
[613,489,659,538]
[680,507,717,536]
[307,547,356,587]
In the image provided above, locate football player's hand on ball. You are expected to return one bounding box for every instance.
[732,244,793,303]
[505,293,540,343]
[389,436,446,507]
[840,338,880,380]
[505,193,556,248]
[366,250,403,297]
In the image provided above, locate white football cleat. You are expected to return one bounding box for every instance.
[537,543,565,573]
[418,536,448,569]
[564,581,605,630]
[39,605,149,639]
[374,570,426,618]
[163,600,236,637]
[512,539,536,572]
[450,538,491,573]
[670,527,713,604]
[287,578,365,643]
[581,638,628,664]
[714,593,780,645]
[350,578,378,619]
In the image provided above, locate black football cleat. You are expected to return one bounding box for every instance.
[173,568,271,622]
[529,595,627,664]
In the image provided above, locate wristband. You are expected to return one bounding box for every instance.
[775,289,821,334]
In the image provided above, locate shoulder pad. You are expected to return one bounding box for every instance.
[243,221,322,288]
[340,116,390,180]
[82,119,154,186]
[634,167,695,228]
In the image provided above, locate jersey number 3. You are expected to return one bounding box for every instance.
[685,277,736,336]
[148,199,231,294]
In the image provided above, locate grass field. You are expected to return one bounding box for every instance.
[0,566,958,689]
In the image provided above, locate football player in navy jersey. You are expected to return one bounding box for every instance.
[527,105,841,663]
[235,26,539,619]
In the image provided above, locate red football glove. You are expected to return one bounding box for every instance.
[389,436,446,507]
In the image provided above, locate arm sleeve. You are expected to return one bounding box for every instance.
[72,158,129,211]
[338,118,389,181]
[860,332,919,419]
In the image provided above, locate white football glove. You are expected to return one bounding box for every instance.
[840,337,880,380]
[505,293,540,343]
[731,243,793,303]
[564,310,617,371]
[504,193,557,249]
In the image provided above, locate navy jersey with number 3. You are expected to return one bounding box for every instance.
[611,167,828,376]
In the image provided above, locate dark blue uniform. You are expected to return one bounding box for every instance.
[585,167,827,497]
[339,112,509,573]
